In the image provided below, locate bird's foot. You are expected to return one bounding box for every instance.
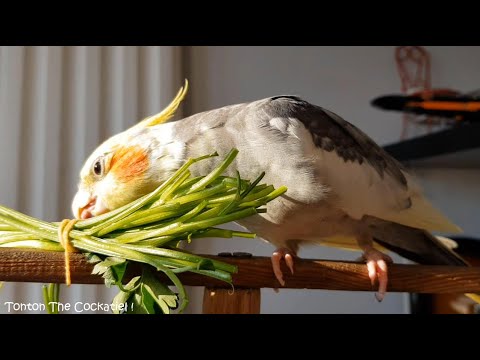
[359,248,393,302]
[271,248,296,286]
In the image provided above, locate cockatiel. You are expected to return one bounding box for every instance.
[72,81,475,301]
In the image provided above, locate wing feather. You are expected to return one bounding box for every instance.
[264,96,462,233]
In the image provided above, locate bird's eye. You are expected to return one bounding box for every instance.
[93,158,103,177]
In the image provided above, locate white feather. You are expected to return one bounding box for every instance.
[314,149,462,233]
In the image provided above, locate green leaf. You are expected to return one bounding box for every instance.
[111,276,140,314]
[130,293,149,314]
[85,253,103,264]
[141,268,178,314]
[116,268,179,314]
[91,256,127,288]
[110,261,128,285]
[140,284,158,314]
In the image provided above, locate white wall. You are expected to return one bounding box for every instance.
[184,46,480,314]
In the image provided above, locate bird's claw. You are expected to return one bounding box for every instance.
[360,248,393,302]
[271,248,296,287]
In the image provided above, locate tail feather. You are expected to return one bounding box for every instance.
[387,195,463,234]
[371,222,467,266]
[369,220,479,305]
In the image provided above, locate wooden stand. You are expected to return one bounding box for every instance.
[1,248,479,313]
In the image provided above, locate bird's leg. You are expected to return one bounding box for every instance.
[357,235,393,302]
[271,247,296,286]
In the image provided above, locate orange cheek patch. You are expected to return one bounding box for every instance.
[110,145,149,182]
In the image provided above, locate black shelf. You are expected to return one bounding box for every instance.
[383,122,480,168]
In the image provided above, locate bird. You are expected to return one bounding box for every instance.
[72,81,475,302]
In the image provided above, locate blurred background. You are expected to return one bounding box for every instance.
[0,46,479,314]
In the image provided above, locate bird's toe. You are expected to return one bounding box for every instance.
[362,248,392,302]
[271,248,297,287]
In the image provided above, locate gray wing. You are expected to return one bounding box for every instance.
[261,96,459,232]
[264,95,407,188]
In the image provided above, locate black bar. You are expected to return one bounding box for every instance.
[383,122,480,161]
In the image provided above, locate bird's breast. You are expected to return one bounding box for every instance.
[236,196,360,244]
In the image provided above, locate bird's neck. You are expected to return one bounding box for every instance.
[167,116,234,177]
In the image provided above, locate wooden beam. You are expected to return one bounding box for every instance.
[0,248,479,293]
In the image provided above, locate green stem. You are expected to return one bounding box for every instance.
[192,228,256,239]
[185,148,239,194]
[171,183,228,206]
[116,243,237,273]
[42,285,52,314]
[120,207,258,242]
[156,170,191,205]
[0,240,64,251]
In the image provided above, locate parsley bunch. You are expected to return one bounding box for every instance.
[0,149,286,313]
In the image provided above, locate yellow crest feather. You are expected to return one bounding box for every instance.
[466,293,480,304]
[135,79,189,129]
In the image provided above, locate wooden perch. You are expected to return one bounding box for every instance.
[0,248,479,294]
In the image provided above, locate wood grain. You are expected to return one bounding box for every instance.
[0,248,480,293]
[203,288,261,314]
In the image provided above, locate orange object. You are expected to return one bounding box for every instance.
[407,101,480,112]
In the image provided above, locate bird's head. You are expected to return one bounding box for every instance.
[72,81,188,219]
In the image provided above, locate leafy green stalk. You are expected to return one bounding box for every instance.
[0,148,287,314]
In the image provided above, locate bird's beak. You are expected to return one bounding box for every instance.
[72,189,109,219]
